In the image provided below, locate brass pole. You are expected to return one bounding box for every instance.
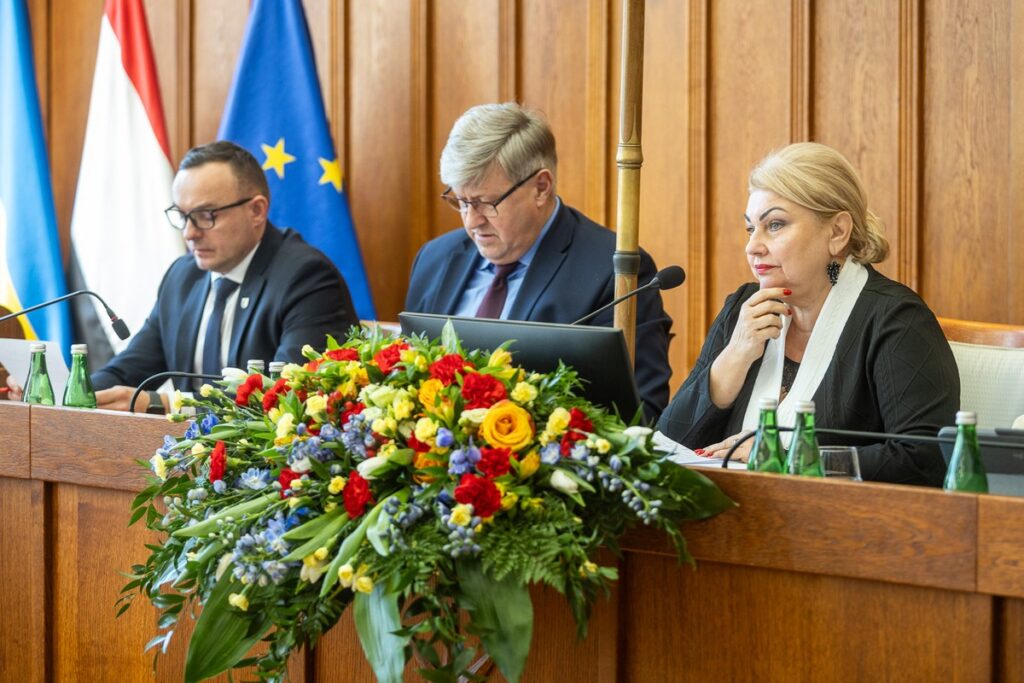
[614,0,644,363]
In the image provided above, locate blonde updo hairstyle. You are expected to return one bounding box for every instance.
[440,102,557,190]
[748,142,889,264]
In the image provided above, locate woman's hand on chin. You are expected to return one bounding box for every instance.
[723,287,791,365]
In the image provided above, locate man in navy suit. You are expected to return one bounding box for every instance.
[93,141,357,413]
[405,103,672,419]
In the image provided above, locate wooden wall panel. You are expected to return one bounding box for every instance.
[921,0,1012,322]
[707,0,793,314]
[813,0,901,281]
[0,478,47,683]
[29,0,1024,393]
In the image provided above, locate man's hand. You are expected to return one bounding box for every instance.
[5,375,23,402]
[96,385,167,413]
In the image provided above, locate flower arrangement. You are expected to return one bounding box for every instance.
[121,324,733,682]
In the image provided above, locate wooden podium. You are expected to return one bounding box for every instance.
[2,402,1023,682]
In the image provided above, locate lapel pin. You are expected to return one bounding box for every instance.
[240,297,250,309]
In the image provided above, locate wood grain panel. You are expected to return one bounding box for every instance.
[31,406,184,492]
[619,554,993,682]
[190,0,248,146]
[626,470,978,591]
[813,0,902,281]
[998,598,1024,682]
[707,0,792,317]
[636,0,691,391]
[921,0,1012,322]
[347,1,414,320]
[519,0,600,219]
[0,401,30,478]
[978,495,1024,598]
[0,478,46,683]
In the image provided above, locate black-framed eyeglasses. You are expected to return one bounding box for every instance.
[440,168,542,217]
[164,196,254,231]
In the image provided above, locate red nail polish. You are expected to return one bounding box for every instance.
[783,289,792,296]
[695,449,704,455]
[788,308,793,315]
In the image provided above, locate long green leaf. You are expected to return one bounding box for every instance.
[456,561,533,683]
[183,574,272,683]
[353,586,408,683]
[659,461,736,519]
[172,493,277,538]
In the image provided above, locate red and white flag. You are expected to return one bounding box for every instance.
[70,0,184,358]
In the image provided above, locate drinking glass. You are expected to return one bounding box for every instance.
[820,446,862,481]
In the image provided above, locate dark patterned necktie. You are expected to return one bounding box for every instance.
[474,262,519,319]
[201,278,239,375]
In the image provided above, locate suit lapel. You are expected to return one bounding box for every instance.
[177,275,210,376]
[507,204,572,320]
[226,226,278,367]
[432,239,478,314]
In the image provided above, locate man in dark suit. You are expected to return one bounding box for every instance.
[93,141,357,412]
[405,103,672,419]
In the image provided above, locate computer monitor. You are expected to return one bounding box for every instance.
[938,426,1024,496]
[398,312,642,420]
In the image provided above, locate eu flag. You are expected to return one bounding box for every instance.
[218,0,375,319]
[0,0,71,347]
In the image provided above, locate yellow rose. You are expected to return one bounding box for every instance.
[418,379,448,415]
[518,450,540,479]
[414,417,438,442]
[546,407,571,436]
[479,400,535,452]
[510,381,538,405]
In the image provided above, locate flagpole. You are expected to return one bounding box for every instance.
[613,0,645,363]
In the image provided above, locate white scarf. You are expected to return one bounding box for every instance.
[740,256,868,444]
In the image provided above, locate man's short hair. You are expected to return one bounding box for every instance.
[440,102,557,190]
[179,141,271,203]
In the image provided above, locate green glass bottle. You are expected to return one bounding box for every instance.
[247,359,265,375]
[23,342,55,406]
[748,397,784,473]
[785,400,824,477]
[268,361,285,380]
[943,411,988,493]
[62,344,97,409]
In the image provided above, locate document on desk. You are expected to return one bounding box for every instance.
[0,338,70,398]
[653,431,748,470]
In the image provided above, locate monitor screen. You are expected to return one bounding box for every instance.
[398,312,642,420]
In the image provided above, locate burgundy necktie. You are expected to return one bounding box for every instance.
[474,262,519,319]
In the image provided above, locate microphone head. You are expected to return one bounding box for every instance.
[654,265,686,290]
[111,317,131,340]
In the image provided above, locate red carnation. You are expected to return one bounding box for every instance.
[261,378,290,412]
[325,348,360,362]
[373,343,409,374]
[340,401,365,426]
[235,373,265,407]
[343,471,374,519]
[429,353,468,386]
[560,430,588,457]
[568,408,593,433]
[477,446,512,478]
[407,433,433,453]
[461,372,507,409]
[278,468,300,499]
[209,440,226,482]
[454,474,502,519]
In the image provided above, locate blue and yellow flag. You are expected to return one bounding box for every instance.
[0,0,71,346]
[218,0,375,319]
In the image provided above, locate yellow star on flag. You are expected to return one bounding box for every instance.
[318,157,343,192]
[261,138,296,179]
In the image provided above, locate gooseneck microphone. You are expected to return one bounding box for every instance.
[0,289,131,340]
[128,371,222,413]
[572,265,686,326]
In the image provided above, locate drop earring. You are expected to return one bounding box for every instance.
[826,260,840,286]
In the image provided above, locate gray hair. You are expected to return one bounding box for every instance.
[440,102,557,189]
[749,142,889,264]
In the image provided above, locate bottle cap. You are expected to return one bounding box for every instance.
[758,397,778,410]
[247,359,265,370]
[794,400,815,413]
[268,361,286,372]
[70,344,88,354]
[29,342,46,352]
[955,410,977,425]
